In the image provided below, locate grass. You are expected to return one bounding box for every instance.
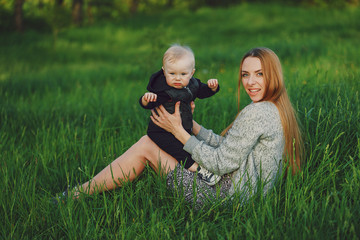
[1,2,360,239]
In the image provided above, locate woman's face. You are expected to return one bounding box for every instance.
[241,57,265,103]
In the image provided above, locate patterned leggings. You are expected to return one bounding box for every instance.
[166,164,233,208]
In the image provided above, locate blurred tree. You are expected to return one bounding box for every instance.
[204,0,243,7]
[86,0,123,21]
[87,0,94,24]
[72,0,84,26]
[2,0,358,33]
[14,0,24,32]
[56,0,64,6]
[130,0,140,14]
[45,1,71,47]
[166,0,174,8]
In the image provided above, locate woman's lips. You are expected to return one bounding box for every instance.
[248,88,260,95]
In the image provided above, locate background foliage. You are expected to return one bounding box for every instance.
[0,1,359,239]
[1,0,359,32]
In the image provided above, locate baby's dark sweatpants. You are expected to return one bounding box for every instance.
[148,129,195,169]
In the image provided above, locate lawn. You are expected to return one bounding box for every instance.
[1,3,359,239]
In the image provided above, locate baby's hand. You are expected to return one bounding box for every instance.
[143,92,157,103]
[207,79,219,92]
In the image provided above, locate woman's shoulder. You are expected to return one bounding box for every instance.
[229,101,281,137]
[236,101,281,128]
[241,101,279,117]
[233,101,281,133]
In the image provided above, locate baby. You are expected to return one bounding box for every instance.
[139,44,221,185]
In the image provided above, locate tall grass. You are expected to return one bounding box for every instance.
[1,3,359,239]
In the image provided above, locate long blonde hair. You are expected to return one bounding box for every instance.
[222,47,303,175]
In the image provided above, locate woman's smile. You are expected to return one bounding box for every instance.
[241,57,265,102]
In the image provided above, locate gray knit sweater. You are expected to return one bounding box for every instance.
[184,101,285,198]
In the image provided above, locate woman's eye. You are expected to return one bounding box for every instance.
[257,72,263,76]
[242,73,248,77]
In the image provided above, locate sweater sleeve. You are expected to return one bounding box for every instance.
[184,103,272,176]
[195,126,224,147]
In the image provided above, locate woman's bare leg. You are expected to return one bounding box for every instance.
[76,135,179,196]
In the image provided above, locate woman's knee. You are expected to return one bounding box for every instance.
[139,135,179,172]
[138,135,153,146]
[137,135,158,153]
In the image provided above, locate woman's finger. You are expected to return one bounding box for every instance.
[190,101,195,114]
[174,101,180,115]
[151,109,159,120]
[150,115,158,125]
[156,104,168,116]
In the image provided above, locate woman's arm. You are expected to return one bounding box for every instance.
[192,120,201,136]
[190,101,201,136]
[191,101,222,146]
[152,101,280,176]
[185,110,264,175]
[151,102,222,145]
[185,103,281,175]
[192,121,224,147]
[151,101,248,175]
[152,101,223,146]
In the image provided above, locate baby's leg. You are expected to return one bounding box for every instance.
[187,162,198,171]
[147,132,220,186]
[148,131,198,171]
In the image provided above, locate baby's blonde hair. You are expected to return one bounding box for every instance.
[163,44,195,69]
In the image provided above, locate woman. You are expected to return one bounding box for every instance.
[155,47,303,205]
[55,47,303,206]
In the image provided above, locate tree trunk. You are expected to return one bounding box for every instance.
[166,0,174,8]
[72,0,84,26]
[87,2,94,24]
[14,0,24,32]
[56,0,64,6]
[130,0,140,14]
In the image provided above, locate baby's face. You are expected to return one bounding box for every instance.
[162,56,195,89]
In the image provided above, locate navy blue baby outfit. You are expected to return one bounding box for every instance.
[139,69,219,169]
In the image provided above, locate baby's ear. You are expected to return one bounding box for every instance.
[191,68,195,76]
[162,66,165,72]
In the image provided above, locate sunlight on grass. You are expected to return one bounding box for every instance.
[0,3,359,239]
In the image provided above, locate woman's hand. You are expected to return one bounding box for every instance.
[190,101,195,114]
[190,101,201,136]
[150,102,182,134]
[150,102,191,144]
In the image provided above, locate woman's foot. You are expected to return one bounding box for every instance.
[51,185,80,205]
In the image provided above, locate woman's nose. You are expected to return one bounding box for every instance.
[248,75,256,85]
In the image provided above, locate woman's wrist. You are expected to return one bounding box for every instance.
[192,120,201,136]
[174,127,191,145]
